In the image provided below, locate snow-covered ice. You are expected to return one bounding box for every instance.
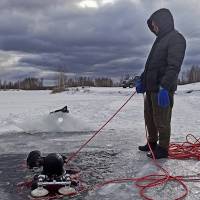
[0,84,200,199]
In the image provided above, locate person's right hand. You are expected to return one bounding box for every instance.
[136,79,145,93]
[157,87,170,107]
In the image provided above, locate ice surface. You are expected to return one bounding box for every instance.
[0,85,200,199]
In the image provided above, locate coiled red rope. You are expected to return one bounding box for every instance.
[93,129,200,200]
[169,134,200,160]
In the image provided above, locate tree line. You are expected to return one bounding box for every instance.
[1,65,199,90]
[65,77,114,87]
[0,75,117,90]
[0,78,44,90]
[179,65,200,84]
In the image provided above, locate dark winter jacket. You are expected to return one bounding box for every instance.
[141,8,186,92]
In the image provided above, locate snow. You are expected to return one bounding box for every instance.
[0,84,200,199]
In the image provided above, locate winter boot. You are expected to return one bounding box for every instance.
[138,142,157,152]
[147,145,168,159]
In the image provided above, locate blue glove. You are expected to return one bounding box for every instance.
[157,87,170,107]
[136,79,145,93]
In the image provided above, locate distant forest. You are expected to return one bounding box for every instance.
[178,65,200,85]
[0,75,117,90]
[0,65,199,90]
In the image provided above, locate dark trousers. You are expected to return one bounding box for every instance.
[144,92,174,149]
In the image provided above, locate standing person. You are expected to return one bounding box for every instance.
[136,8,186,159]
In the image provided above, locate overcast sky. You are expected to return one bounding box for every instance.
[0,0,199,81]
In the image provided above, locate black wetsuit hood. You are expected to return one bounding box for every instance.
[147,8,174,37]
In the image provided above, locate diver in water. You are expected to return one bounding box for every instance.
[50,106,69,114]
[26,150,81,197]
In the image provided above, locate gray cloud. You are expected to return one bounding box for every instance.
[0,0,199,80]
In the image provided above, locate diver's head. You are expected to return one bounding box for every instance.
[62,106,69,113]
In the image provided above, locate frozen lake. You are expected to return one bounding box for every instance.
[0,86,200,199]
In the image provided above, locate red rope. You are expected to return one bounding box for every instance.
[94,133,200,200]
[17,91,137,200]
[169,134,200,160]
[65,91,137,165]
